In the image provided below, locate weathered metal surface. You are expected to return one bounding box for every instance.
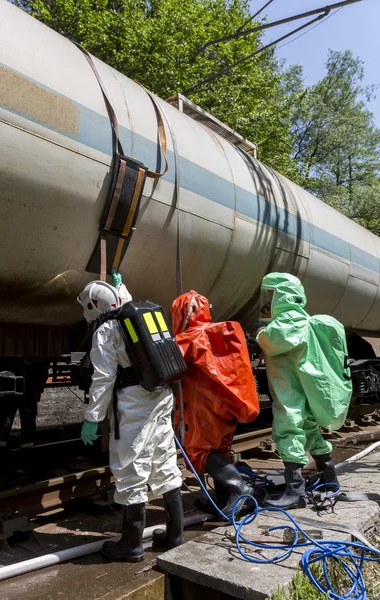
[0,66,79,136]
[0,0,380,355]
[361,335,380,357]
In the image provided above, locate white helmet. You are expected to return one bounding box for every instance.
[77,281,122,322]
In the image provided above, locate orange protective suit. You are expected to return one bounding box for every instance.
[171,291,260,473]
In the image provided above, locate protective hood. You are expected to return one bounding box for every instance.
[171,291,259,473]
[256,272,352,436]
[171,291,211,335]
[260,272,307,321]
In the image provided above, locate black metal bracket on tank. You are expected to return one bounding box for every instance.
[74,43,168,280]
[86,155,148,278]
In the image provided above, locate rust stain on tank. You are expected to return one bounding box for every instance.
[0,66,79,136]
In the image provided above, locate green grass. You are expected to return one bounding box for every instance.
[268,523,380,600]
[270,569,325,600]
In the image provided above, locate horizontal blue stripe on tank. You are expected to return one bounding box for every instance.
[1,63,379,277]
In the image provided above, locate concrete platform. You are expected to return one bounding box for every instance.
[0,523,213,600]
[157,451,380,600]
[1,546,165,600]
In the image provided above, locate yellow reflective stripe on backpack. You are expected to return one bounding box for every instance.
[143,312,159,334]
[124,318,139,343]
[154,311,168,332]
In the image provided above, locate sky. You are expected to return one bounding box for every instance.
[253,0,380,126]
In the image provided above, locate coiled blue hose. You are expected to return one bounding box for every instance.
[175,434,380,600]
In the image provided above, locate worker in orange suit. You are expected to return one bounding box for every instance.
[171,291,260,518]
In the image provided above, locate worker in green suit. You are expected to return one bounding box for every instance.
[255,272,352,509]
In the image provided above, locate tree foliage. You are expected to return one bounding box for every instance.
[291,50,380,235]
[15,0,298,178]
[325,183,380,237]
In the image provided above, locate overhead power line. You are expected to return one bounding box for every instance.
[235,0,275,35]
[182,13,327,95]
[191,0,363,62]
[277,7,343,50]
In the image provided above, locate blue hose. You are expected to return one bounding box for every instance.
[174,435,380,599]
[175,434,230,521]
[236,464,274,488]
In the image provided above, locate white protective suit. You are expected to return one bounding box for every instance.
[84,319,182,505]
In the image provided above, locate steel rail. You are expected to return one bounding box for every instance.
[2,419,380,519]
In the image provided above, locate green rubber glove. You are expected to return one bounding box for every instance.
[111,268,122,287]
[81,420,99,445]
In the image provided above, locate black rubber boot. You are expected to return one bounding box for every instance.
[265,462,307,509]
[205,450,252,519]
[102,503,145,562]
[152,487,184,550]
[312,454,339,486]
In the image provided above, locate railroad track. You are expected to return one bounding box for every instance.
[2,417,380,522]
[0,466,114,519]
[0,429,272,519]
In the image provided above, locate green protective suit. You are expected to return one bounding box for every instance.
[256,273,352,465]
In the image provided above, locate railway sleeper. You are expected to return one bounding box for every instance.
[0,515,42,564]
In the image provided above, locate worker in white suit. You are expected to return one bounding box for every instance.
[78,271,183,562]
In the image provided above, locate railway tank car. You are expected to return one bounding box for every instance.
[1,0,380,375]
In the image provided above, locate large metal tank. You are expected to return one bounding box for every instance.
[1,0,380,356]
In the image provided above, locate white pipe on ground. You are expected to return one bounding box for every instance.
[335,440,380,473]
[0,512,212,582]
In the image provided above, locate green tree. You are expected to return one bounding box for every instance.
[14,0,299,178]
[291,50,380,235]
[323,182,380,237]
